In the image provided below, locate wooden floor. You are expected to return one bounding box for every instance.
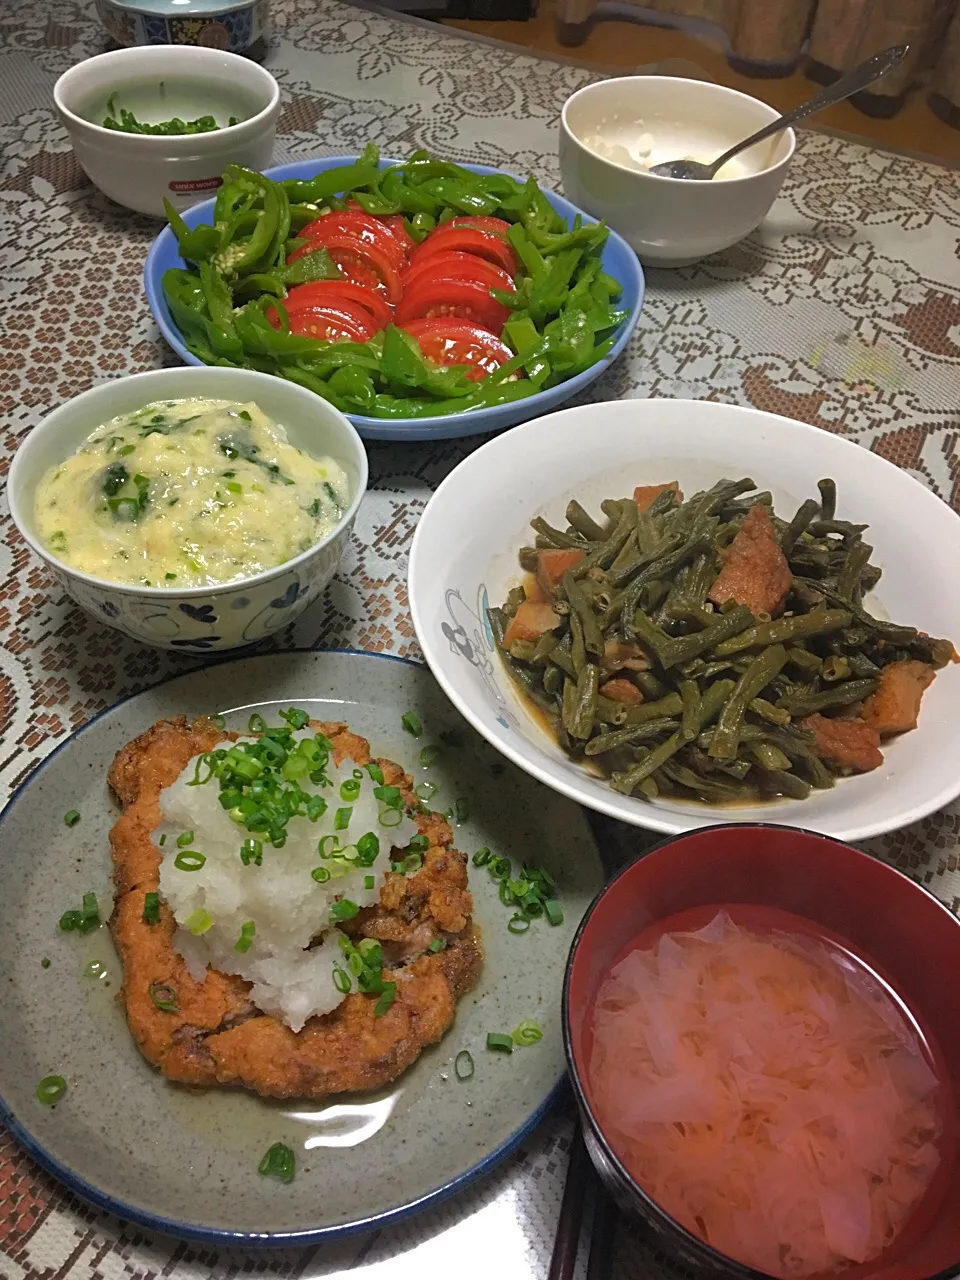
[443,4,960,167]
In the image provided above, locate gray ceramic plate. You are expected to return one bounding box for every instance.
[0,650,603,1244]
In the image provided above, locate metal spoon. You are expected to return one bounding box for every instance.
[649,43,909,181]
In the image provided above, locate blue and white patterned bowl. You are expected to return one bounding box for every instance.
[8,367,367,652]
[96,0,267,55]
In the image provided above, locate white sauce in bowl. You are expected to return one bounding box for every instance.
[582,118,751,180]
[34,397,350,587]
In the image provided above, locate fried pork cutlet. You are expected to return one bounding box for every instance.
[108,716,483,1100]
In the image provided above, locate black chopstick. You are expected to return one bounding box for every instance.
[548,1127,591,1280]
[548,1125,618,1280]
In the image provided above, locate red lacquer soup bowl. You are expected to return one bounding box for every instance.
[563,824,960,1280]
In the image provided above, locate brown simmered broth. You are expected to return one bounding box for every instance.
[489,478,956,806]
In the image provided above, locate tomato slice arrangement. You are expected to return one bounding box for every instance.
[283,282,394,331]
[400,250,513,296]
[281,206,520,380]
[163,146,629,420]
[398,318,513,381]
[408,223,519,277]
[284,299,379,344]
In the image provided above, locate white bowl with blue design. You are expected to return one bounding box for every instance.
[408,396,960,842]
[143,156,646,442]
[8,367,367,652]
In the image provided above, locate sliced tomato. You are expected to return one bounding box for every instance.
[400,250,514,297]
[285,281,393,331]
[400,317,513,381]
[300,210,406,272]
[411,223,518,278]
[269,299,377,344]
[381,214,415,258]
[395,277,511,333]
[289,232,402,303]
[448,215,513,237]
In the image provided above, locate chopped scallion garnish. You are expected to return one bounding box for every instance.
[455,1050,474,1079]
[419,745,441,767]
[184,908,213,936]
[248,713,266,734]
[36,1075,66,1105]
[330,898,359,922]
[356,831,380,864]
[414,781,436,802]
[41,957,51,969]
[366,761,385,785]
[401,711,423,737]
[544,898,564,926]
[240,838,263,866]
[148,981,178,1012]
[63,809,80,827]
[234,921,256,953]
[374,981,397,1017]
[512,1019,543,1046]
[472,847,491,867]
[176,830,194,847]
[142,892,160,925]
[258,1142,295,1184]
[79,892,100,934]
[454,797,469,823]
[333,964,351,994]
[174,850,206,872]
[373,784,403,809]
[311,865,331,883]
[428,937,446,953]
[364,875,375,890]
[486,1032,513,1054]
[334,806,352,830]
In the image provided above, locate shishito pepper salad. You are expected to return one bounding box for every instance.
[160,144,629,420]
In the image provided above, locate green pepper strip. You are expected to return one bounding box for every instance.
[164,198,220,263]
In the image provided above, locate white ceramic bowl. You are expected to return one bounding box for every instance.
[560,76,795,268]
[53,45,279,217]
[408,398,960,842]
[8,367,368,652]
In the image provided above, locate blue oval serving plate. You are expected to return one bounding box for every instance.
[143,156,645,443]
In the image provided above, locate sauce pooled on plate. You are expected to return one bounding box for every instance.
[34,398,349,587]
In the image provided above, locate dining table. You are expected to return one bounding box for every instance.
[2,1,960,1276]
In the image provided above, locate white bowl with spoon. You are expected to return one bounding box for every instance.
[560,46,906,268]
[54,45,280,217]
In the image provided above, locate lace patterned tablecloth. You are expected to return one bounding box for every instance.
[3,2,960,1277]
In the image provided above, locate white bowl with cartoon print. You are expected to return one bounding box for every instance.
[8,367,367,652]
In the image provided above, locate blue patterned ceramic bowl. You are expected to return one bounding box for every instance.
[143,157,646,442]
[97,0,267,55]
[8,367,367,652]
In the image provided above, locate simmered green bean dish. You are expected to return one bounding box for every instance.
[490,478,956,805]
